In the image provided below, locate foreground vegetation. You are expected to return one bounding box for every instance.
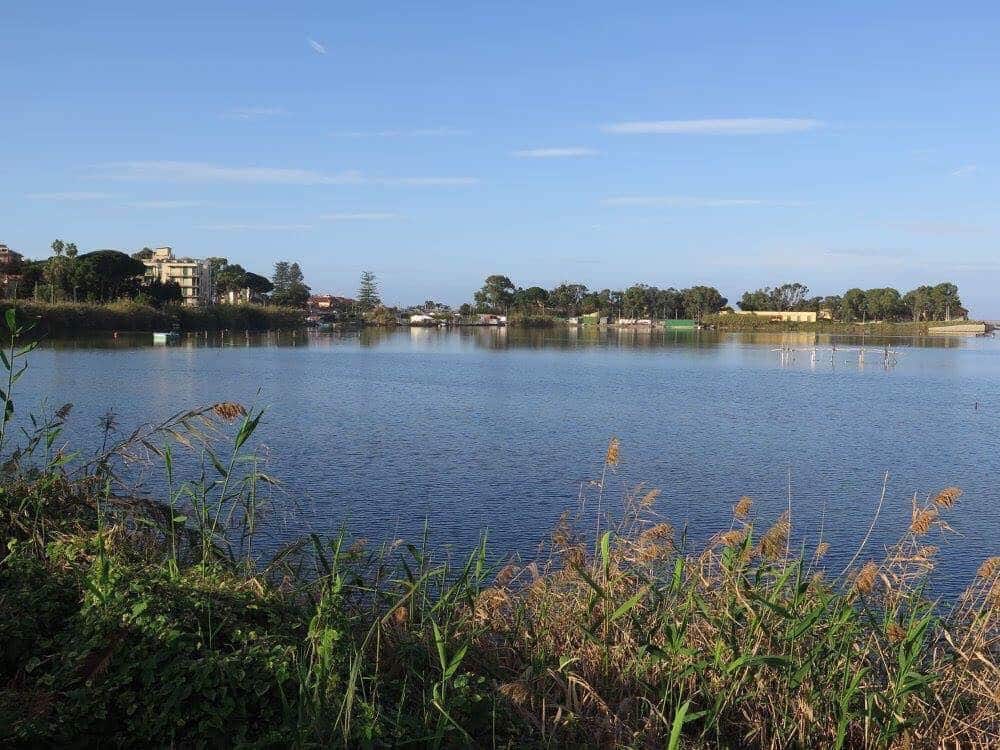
[5,299,305,334]
[1,311,997,748]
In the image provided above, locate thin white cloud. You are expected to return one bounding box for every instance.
[199,224,314,231]
[321,212,401,221]
[603,196,803,207]
[27,191,115,201]
[891,221,986,235]
[382,176,478,186]
[512,147,598,158]
[331,127,469,137]
[602,118,822,135]
[227,106,288,120]
[951,164,979,177]
[95,161,477,187]
[127,200,207,209]
[308,38,327,55]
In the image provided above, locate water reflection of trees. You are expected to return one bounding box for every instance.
[41,326,971,353]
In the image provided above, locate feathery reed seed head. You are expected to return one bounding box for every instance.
[719,530,746,547]
[977,557,1000,579]
[605,437,620,467]
[814,541,831,560]
[499,681,531,706]
[910,508,938,535]
[211,402,247,423]
[855,561,878,594]
[932,486,962,508]
[760,511,790,558]
[639,488,660,508]
[734,496,753,519]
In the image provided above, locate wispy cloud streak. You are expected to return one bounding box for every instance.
[308,38,327,55]
[95,161,477,187]
[331,127,468,137]
[951,164,979,177]
[603,118,822,135]
[321,212,400,221]
[199,223,313,231]
[604,196,803,207]
[126,200,207,209]
[27,191,115,201]
[227,107,287,120]
[512,147,598,158]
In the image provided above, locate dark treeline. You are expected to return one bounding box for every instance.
[0,241,311,309]
[457,276,967,323]
[462,275,728,320]
[2,243,165,305]
[737,281,965,322]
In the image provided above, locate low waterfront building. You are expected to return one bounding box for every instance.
[136,247,212,307]
[734,310,818,323]
[309,294,355,311]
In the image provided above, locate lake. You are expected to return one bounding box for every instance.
[17,326,1000,592]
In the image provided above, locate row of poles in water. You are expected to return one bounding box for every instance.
[771,344,900,369]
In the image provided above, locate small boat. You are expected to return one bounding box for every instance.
[152,330,181,344]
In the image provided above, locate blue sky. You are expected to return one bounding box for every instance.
[2,1,999,314]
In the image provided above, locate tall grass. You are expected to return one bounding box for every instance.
[1,308,997,748]
[6,299,305,334]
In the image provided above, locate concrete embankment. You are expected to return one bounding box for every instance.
[927,323,987,335]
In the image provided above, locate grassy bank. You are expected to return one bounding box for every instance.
[1,312,998,748]
[703,314,984,335]
[508,310,557,328]
[706,315,984,335]
[5,299,306,334]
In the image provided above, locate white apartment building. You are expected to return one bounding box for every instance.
[139,247,213,307]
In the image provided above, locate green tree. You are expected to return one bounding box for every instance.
[513,286,550,310]
[473,275,515,313]
[548,283,588,316]
[682,286,727,320]
[244,272,274,299]
[271,262,310,307]
[216,264,248,296]
[357,271,381,312]
[143,280,183,307]
[929,282,962,320]
[864,288,903,321]
[841,288,867,322]
[622,284,652,317]
[74,250,147,301]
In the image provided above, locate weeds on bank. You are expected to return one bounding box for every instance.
[1,308,998,748]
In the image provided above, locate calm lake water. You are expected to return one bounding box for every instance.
[17,327,1000,592]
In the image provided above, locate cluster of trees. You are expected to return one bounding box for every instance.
[207,257,274,302]
[270,262,310,307]
[2,240,300,310]
[5,241,153,304]
[466,275,729,320]
[737,281,965,322]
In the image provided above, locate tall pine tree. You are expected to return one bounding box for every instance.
[357,271,381,311]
